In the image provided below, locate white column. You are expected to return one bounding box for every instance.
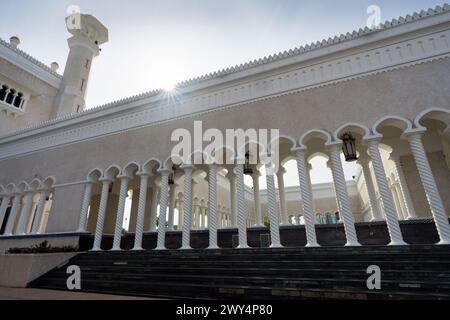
[181,166,194,250]
[208,164,218,249]
[327,144,360,246]
[149,186,159,232]
[0,195,11,230]
[265,162,283,248]
[77,182,94,232]
[31,190,49,234]
[16,192,34,235]
[201,207,206,229]
[366,139,406,246]
[133,173,150,250]
[4,195,21,236]
[234,165,249,248]
[111,176,130,251]
[405,132,450,244]
[391,184,405,220]
[276,167,289,225]
[292,148,319,247]
[357,154,383,221]
[156,170,170,250]
[227,171,237,228]
[390,154,417,220]
[92,179,113,251]
[177,196,184,230]
[251,170,263,227]
[168,183,177,231]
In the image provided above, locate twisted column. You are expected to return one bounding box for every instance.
[31,190,49,234]
[149,186,159,232]
[0,195,11,230]
[4,195,21,236]
[177,196,184,229]
[16,192,34,235]
[111,176,130,251]
[366,139,406,246]
[293,148,319,247]
[327,144,360,246]
[234,165,249,248]
[251,170,263,227]
[265,163,282,248]
[156,170,170,250]
[77,182,93,232]
[390,154,417,220]
[227,171,237,227]
[181,166,194,249]
[92,179,112,251]
[406,133,450,244]
[133,173,150,250]
[168,183,177,230]
[357,154,383,221]
[276,167,289,225]
[208,164,218,249]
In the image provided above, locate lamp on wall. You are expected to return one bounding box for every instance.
[244,152,254,175]
[341,132,358,162]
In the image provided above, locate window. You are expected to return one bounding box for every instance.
[80,79,85,91]
[85,59,90,68]
[0,82,27,112]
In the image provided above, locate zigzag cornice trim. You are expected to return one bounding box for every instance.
[0,38,62,79]
[0,3,449,141]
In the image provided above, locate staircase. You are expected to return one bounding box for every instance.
[30,245,450,300]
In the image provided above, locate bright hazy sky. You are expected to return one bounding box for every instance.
[0,0,442,187]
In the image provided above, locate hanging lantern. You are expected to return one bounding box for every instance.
[243,152,254,175]
[341,132,358,162]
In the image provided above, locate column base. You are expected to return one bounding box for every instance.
[436,239,450,245]
[305,242,320,248]
[110,247,123,251]
[131,247,144,251]
[207,245,219,250]
[155,246,167,251]
[370,218,385,222]
[180,246,192,250]
[388,240,408,246]
[345,241,361,247]
[90,247,103,252]
[270,243,283,248]
[237,244,249,249]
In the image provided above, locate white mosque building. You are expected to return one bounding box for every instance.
[0,5,450,298]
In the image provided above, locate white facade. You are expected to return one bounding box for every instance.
[0,5,450,250]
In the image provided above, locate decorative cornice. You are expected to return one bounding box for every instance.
[0,38,62,87]
[0,5,450,160]
[0,26,449,160]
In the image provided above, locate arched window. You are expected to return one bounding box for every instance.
[5,89,16,104]
[14,92,23,108]
[0,85,8,101]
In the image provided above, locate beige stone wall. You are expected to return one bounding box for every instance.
[1,59,450,233]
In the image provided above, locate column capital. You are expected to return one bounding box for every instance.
[136,171,152,178]
[276,167,287,176]
[117,174,132,181]
[291,146,307,155]
[99,177,114,183]
[157,169,172,176]
[325,142,342,152]
[180,164,195,171]
[401,129,427,142]
[363,136,383,146]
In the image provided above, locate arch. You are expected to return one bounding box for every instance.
[299,129,333,147]
[0,185,6,195]
[237,140,267,162]
[141,158,162,175]
[334,123,372,141]
[42,176,56,190]
[29,179,42,191]
[103,165,121,180]
[277,135,297,149]
[414,108,450,128]
[306,151,330,163]
[373,115,414,135]
[17,181,30,193]
[6,183,17,194]
[121,161,140,177]
[87,168,102,182]
[165,154,183,169]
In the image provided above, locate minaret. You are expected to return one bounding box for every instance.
[53,14,108,117]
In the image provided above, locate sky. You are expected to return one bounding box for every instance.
[0,0,444,187]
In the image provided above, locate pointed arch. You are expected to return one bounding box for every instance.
[334,123,372,140]
[373,115,414,134]
[415,108,450,128]
[299,129,333,148]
